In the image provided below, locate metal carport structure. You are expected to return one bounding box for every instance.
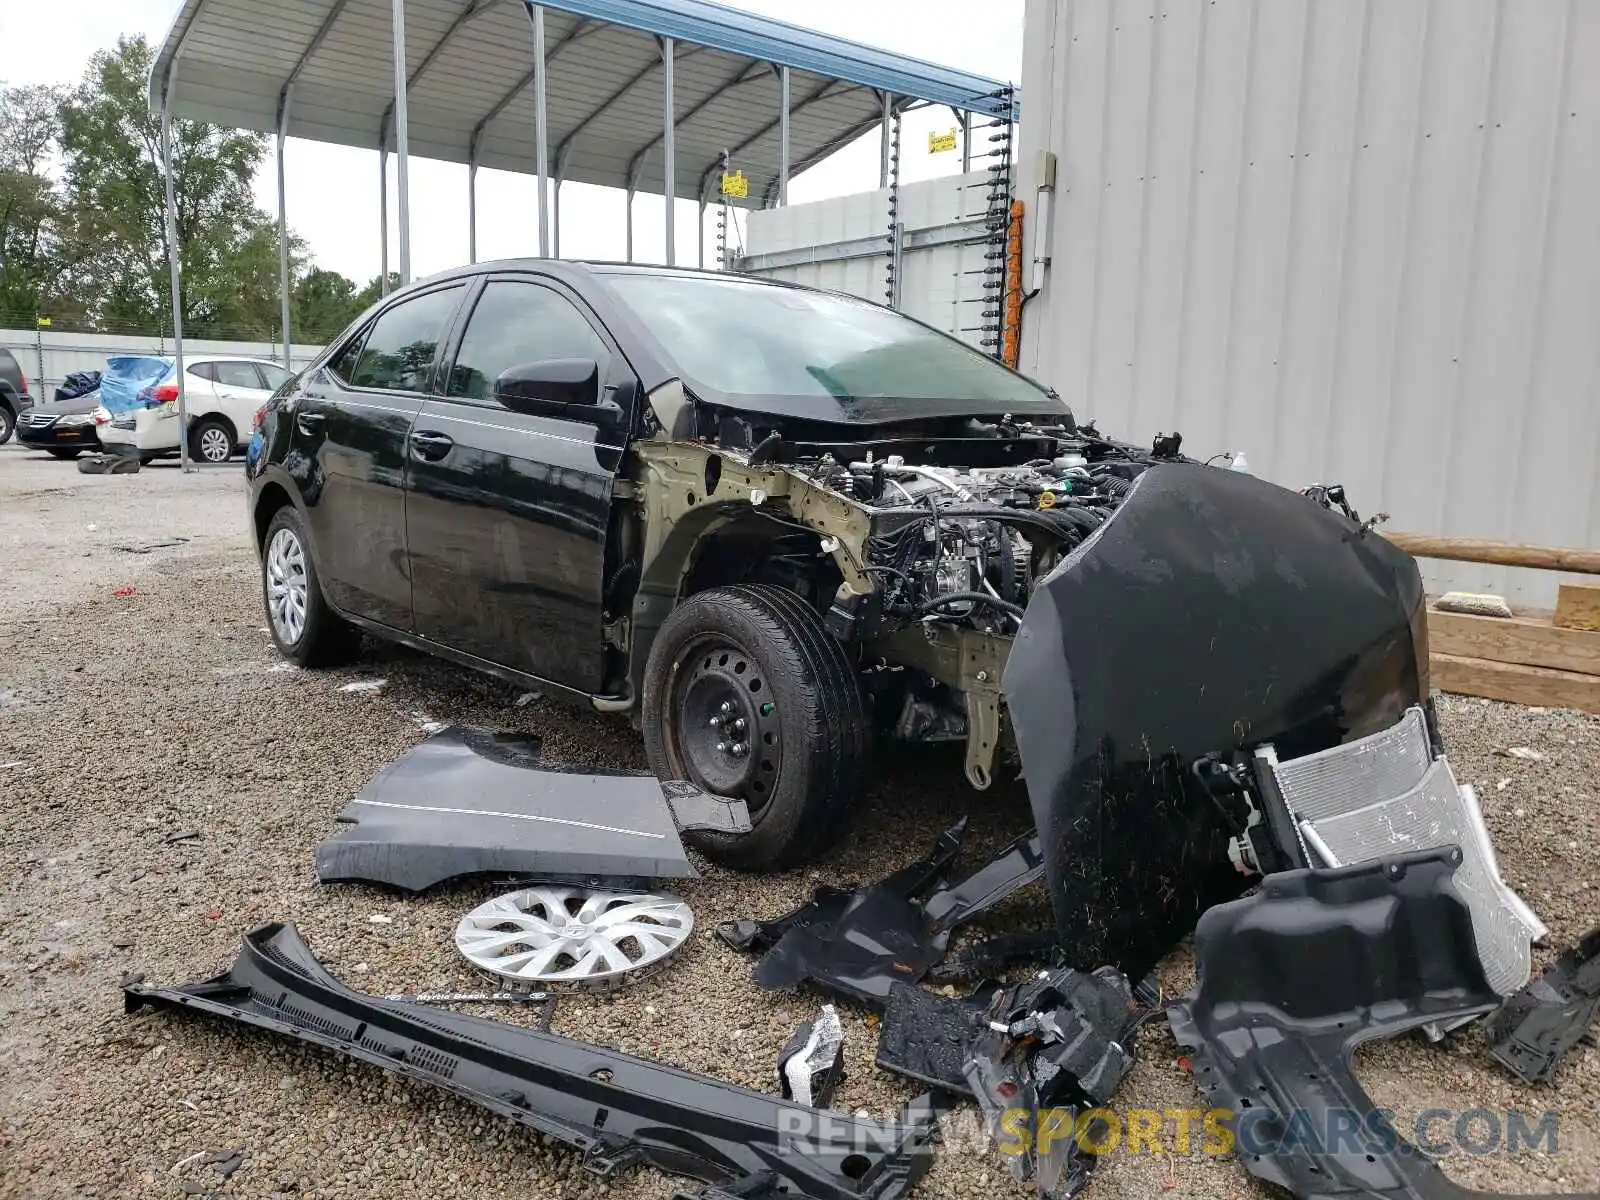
[146,0,1018,468]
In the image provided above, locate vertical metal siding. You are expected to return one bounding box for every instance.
[1020,0,1600,606]
[741,172,998,349]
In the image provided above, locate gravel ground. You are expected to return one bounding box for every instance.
[1,439,1596,1199]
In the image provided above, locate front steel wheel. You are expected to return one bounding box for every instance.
[642,585,868,871]
[667,632,785,817]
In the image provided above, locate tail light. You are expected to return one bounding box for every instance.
[19,368,28,397]
[252,405,267,433]
[150,382,180,404]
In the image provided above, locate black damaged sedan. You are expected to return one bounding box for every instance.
[248,261,1433,975]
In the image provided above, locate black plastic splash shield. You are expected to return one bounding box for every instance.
[719,822,1048,1007]
[1167,849,1590,1200]
[314,727,750,892]
[1487,923,1600,1084]
[1004,463,1428,982]
[124,924,932,1200]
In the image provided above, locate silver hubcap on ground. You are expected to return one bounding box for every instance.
[265,527,309,645]
[198,426,231,462]
[455,886,694,990]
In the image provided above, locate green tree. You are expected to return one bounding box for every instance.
[293,266,363,342]
[58,35,283,338]
[0,84,71,325]
[353,272,402,312]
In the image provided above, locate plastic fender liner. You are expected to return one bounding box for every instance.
[124,923,934,1200]
[1487,924,1600,1084]
[1003,462,1427,982]
[1167,849,1589,1200]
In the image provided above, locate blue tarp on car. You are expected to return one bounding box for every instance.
[100,356,171,416]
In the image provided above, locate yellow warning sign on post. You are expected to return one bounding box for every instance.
[928,128,959,154]
[720,170,748,198]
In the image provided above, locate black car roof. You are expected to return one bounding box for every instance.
[411,258,802,289]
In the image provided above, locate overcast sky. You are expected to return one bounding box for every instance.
[1,0,1023,284]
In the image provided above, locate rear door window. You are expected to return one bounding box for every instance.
[188,362,219,383]
[349,287,464,393]
[447,280,610,403]
[214,361,265,390]
[257,363,293,391]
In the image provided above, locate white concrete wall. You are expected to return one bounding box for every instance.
[740,171,999,350]
[1018,0,1600,607]
[0,330,323,401]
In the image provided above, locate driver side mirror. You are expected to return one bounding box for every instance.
[494,358,600,412]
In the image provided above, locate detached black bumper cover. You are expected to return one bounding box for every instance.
[1168,849,1587,1200]
[124,923,933,1200]
[1004,463,1427,980]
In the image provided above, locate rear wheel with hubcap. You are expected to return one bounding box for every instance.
[261,506,360,667]
[642,584,868,871]
[190,417,234,463]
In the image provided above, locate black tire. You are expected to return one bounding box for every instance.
[47,448,82,460]
[190,416,235,464]
[261,506,361,668]
[642,584,868,870]
[0,405,13,445]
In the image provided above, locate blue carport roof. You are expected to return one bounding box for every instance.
[150,0,1018,207]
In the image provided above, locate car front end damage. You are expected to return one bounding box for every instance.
[621,394,1544,991]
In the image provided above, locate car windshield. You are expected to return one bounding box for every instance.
[602,273,1058,410]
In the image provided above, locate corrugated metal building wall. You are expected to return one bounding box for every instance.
[1018,0,1600,606]
[740,171,998,350]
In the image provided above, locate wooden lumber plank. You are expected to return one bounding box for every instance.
[1383,533,1600,575]
[1428,610,1600,677]
[1432,653,1600,714]
[1554,581,1600,632]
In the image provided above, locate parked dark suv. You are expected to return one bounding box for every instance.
[0,348,35,444]
[248,260,1426,910]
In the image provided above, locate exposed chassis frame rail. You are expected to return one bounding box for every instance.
[125,923,933,1200]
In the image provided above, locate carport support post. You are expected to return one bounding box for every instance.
[879,92,893,188]
[160,101,189,473]
[553,144,572,259]
[467,141,478,263]
[697,197,706,267]
[531,3,550,257]
[379,144,390,295]
[662,36,676,266]
[777,65,790,205]
[960,108,971,173]
[390,0,411,283]
[276,87,293,370]
[625,187,635,262]
[552,178,562,258]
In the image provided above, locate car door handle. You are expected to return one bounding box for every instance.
[409,429,454,461]
[296,412,325,435]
